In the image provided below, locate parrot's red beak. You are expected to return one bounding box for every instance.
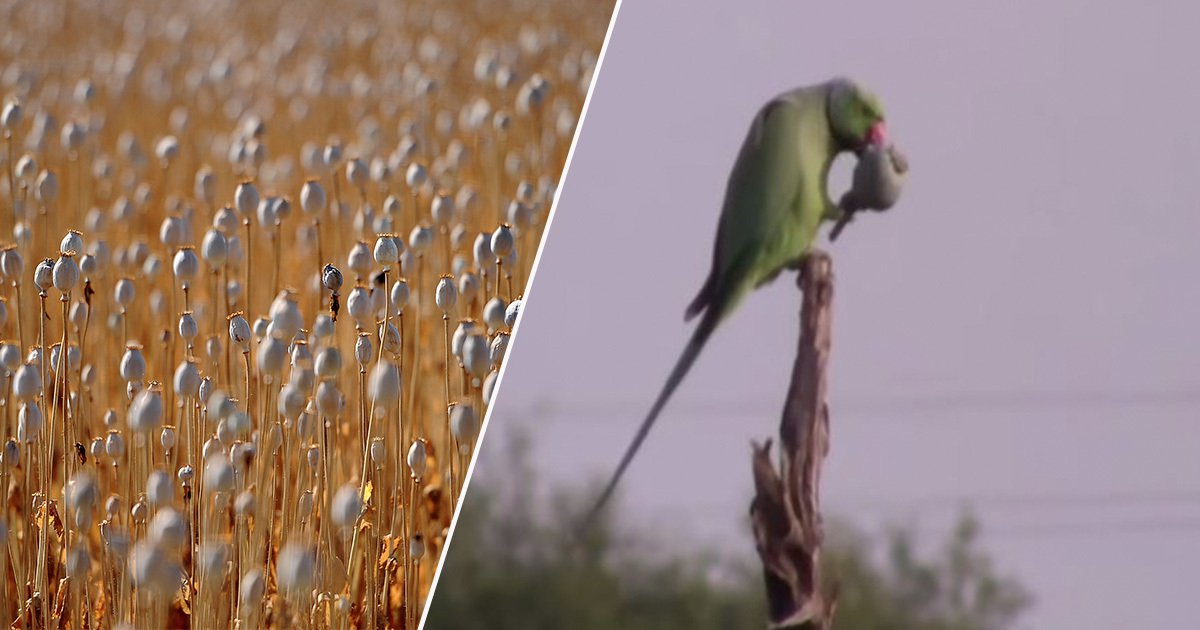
[866,120,887,147]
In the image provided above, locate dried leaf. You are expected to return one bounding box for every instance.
[53,576,70,629]
[36,498,65,540]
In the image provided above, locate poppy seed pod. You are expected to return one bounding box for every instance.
[143,256,162,280]
[462,333,490,379]
[2,439,18,468]
[314,343,343,379]
[161,425,177,452]
[451,320,477,359]
[234,181,259,217]
[373,234,399,266]
[35,170,59,203]
[313,314,334,339]
[331,484,362,528]
[268,292,302,339]
[149,508,188,552]
[13,363,41,401]
[228,313,251,351]
[277,543,317,594]
[128,387,164,433]
[390,279,410,313]
[172,248,199,283]
[18,402,43,442]
[368,359,401,409]
[322,264,343,293]
[378,320,401,356]
[506,201,532,230]
[204,455,234,493]
[159,216,185,248]
[504,299,522,328]
[60,230,84,256]
[34,258,53,291]
[370,437,386,465]
[354,333,372,367]
[1,247,23,278]
[435,274,457,314]
[407,440,427,478]
[273,197,292,221]
[253,316,270,341]
[298,489,315,522]
[490,332,510,366]
[410,534,426,560]
[399,249,415,275]
[234,490,256,518]
[458,271,480,301]
[278,383,306,420]
[66,545,90,579]
[408,225,433,251]
[450,403,479,451]
[15,156,36,181]
[483,297,507,330]
[346,287,371,324]
[431,193,454,226]
[79,254,97,276]
[291,340,313,368]
[490,224,514,258]
[195,167,216,205]
[200,229,227,266]
[105,430,125,459]
[213,206,240,235]
[1,101,21,129]
[300,180,326,215]
[178,312,198,341]
[323,143,343,167]
[347,241,372,274]
[241,567,266,603]
[173,360,200,397]
[119,345,146,382]
[383,195,401,216]
[0,343,18,371]
[405,162,427,189]
[483,370,499,406]
[256,336,287,376]
[315,380,342,416]
[154,136,180,163]
[146,469,173,506]
[114,277,135,307]
[256,197,277,227]
[346,158,368,189]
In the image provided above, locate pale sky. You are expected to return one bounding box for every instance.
[463,1,1200,627]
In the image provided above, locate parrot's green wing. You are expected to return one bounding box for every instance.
[687,88,834,321]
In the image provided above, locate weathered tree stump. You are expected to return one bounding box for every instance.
[749,251,836,629]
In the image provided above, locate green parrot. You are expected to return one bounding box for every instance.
[586,78,893,523]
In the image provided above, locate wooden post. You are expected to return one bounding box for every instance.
[749,250,836,629]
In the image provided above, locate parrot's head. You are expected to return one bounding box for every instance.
[828,78,887,156]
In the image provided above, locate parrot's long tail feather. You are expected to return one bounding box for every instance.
[581,306,721,530]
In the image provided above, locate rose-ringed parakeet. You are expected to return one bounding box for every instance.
[586,78,900,523]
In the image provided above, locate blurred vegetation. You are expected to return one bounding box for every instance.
[426,431,1031,629]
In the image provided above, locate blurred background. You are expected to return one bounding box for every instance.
[428,1,1200,628]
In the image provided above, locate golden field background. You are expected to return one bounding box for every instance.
[0,0,612,627]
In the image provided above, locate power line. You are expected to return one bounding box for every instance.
[503,388,1200,424]
[832,490,1200,511]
